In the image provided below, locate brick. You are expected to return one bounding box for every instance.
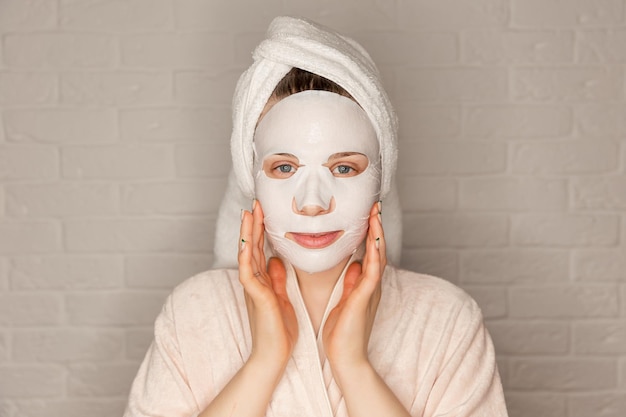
[0,401,17,417]
[569,394,626,417]
[579,29,626,63]
[13,329,123,362]
[403,214,508,248]
[233,32,264,67]
[513,67,623,101]
[463,30,574,64]
[126,329,153,360]
[60,0,173,31]
[120,108,231,142]
[12,399,126,417]
[357,32,458,66]
[0,0,57,30]
[0,258,6,291]
[505,393,567,417]
[461,249,569,284]
[175,71,241,106]
[0,145,58,180]
[121,180,226,216]
[396,68,508,102]
[460,178,567,211]
[175,0,282,31]
[121,33,233,69]
[0,294,61,325]
[284,0,398,32]
[68,362,138,396]
[4,34,116,69]
[573,176,626,210]
[512,140,619,174]
[464,105,572,139]
[0,73,57,105]
[0,332,8,362]
[487,321,569,354]
[175,144,232,178]
[397,177,456,212]
[66,292,166,325]
[509,285,619,318]
[462,286,506,319]
[508,358,617,390]
[573,321,626,354]
[62,145,174,180]
[512,0,623,27]
[398,0,508,30]
[396,105,461,139]
[6,183,118,217]
[64,218,214,252]
[60,72,172,106]
[9,256,124,290]
[512,214,619,247]
[125,254,212,288]
[574,104,626,136]
[399,250,458,284]
[398,142,507,175]
[0,221,61,254]
[5,109,116,144]
[0,366,64,397]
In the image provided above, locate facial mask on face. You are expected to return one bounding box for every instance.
[253,90,380,274]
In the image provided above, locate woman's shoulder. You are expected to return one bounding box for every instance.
[166,268,243,312]
[382,265,481,317]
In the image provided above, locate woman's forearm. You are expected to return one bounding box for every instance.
[198,356,286,417]
[332,361,411,417]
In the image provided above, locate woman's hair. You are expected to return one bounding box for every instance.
[269,68,354,101]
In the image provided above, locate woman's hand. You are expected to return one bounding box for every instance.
[239,200,299,369]
[322,202,386,381]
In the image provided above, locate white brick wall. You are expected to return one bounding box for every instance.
[0,1,624,416]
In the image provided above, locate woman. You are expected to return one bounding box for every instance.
[124,17,508,417]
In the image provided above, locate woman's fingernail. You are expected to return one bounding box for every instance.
[252,199,257,212]
[375,236,380,250]
[240,238,246,252]
[240,209,245,222]
[377,200,382,214]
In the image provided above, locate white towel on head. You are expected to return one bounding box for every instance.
[213,16,402,269]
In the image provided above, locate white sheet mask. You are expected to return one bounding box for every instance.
[253,90,380,273]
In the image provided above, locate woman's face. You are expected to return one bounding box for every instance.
[253,90,380,274]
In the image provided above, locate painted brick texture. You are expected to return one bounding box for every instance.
[0,1,624,416]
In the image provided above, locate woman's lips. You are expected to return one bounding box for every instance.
[286,231,343,249]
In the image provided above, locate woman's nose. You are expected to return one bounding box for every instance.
[293,168,334,216]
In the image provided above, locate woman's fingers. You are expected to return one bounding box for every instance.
[251,200,267,275]
[341,261,363,303]
[267,257,287,297]
[238,209,255,284]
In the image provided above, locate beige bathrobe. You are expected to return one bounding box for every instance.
[124,263,508,416]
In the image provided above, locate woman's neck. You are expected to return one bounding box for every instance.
[293,257,350,335]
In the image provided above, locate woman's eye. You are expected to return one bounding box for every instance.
[332,165,354,176]
[270,163,297,177]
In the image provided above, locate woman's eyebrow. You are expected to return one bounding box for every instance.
[327,152,366,161]
[266,152,298,159]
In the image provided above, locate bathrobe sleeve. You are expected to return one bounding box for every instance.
[421,297,507,417]
[124,294,201,417]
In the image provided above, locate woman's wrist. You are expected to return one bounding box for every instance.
[247,350,290,379]
[328,356,375,390]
